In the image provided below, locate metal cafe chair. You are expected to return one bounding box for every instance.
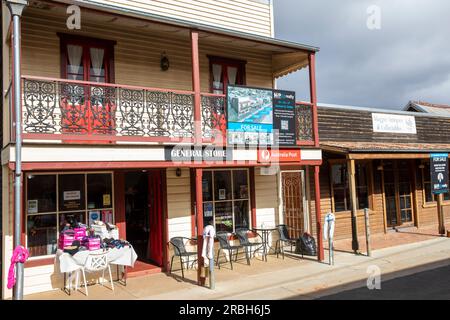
[235,228,263,265]
[275,224,300,259]
[169,236,198,278]
[216,231,242,270]
[76,251,114,296]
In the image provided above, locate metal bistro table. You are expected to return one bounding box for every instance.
[251,226,277,262]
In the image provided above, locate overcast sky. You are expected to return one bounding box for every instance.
[274,0,450,109]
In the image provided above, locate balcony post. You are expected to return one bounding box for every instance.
[6,0,28,301]
[195,168,205,286]
[308,52,319,147]
[314,165,324,261]
[191,31,202,144]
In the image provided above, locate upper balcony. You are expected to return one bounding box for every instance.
[5,0,319,148]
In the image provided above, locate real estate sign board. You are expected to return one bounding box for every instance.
[430,153,449,194]
[226,85,296,146]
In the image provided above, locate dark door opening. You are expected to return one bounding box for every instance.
[383,160,414,228]
[125,171,164,266]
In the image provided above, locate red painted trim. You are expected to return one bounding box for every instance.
[22,133,193,144]
[314,165,324,261]
[11,160,322,171]
[25,258,54,268]
[207,55,246,93]
[22,75,195,96]
[191,31,202,145]
[308,53,319,148]
[114,172,126,240]
[161,170,170,272]
[195,168,205,285]
[249,167,257,228]
[190,168,196,237]
[58,33,115,83]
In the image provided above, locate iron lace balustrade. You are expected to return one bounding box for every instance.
[21,76,198,142]
[296,102,315,144]
[201,93,226,143]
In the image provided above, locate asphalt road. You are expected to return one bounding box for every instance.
[318,264,450,300]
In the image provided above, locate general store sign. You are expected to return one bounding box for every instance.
[430,153,449,194]
[372,113,416,134]
[165,146,232,162]
[257,149,301,163]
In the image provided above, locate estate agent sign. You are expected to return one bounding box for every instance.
[372,113,416,134]
[430,153,449,194]
[226,85,296,146]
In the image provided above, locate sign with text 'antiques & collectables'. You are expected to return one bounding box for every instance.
[226,85,296,146]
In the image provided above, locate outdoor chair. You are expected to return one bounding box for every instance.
[216,231,242,270]
[235,228,263,265]
[169,236,198,278]
[275,224,300,259]
[76,251,114,296]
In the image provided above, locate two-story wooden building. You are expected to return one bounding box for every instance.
[315,104,450,246]
[1,0,323,297]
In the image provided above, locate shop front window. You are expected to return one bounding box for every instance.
[202,169,250,232]
[26,172,114,258]
[330,162,370,212]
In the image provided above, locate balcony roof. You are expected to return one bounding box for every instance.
[49,0,319,53]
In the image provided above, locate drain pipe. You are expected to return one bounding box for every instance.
[6,0,28,300]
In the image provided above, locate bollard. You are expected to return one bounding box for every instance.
[209,248,215,290]
[364,208,371,257]
[324,212,335,266]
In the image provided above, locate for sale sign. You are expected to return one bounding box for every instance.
[430,153,449,194]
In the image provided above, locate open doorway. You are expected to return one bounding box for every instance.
[125,170,164,266]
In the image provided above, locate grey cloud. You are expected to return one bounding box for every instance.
[274,0,450,109]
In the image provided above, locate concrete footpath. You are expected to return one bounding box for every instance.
[25,236,450,300]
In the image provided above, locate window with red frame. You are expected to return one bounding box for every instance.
[209,56,246,94]
[59,33,115,83]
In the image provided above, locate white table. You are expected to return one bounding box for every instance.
[57,246,138,294]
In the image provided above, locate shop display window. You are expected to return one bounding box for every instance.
[202,169,250,232]
[25,172,114,258]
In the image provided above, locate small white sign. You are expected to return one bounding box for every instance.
[372,113,416,134]
[27,200,38,214]
[63,190,81,201]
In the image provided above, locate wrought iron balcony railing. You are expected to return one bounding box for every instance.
[19,76,314,145]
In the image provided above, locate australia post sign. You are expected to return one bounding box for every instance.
[430,153,449,194]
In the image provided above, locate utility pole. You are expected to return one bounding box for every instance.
[6,0,28,300]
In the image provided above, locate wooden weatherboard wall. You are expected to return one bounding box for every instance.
[318,106,450,143]
[56,0,274,37]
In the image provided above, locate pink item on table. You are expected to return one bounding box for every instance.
[82,237,101,251]
[58,232,75,250]
[74,227,87,241]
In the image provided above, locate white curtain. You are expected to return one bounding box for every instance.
[227,66,237,85]
[67,45,83,79]
[212,64,222,93]
[90,47,105,80]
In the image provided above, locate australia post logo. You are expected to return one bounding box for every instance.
[257,149,301,163]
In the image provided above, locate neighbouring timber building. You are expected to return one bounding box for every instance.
[1,0,323,297]
[317,103,450,244]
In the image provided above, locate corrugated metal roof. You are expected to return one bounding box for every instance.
[403,101,450,117]
[318,103,450,119]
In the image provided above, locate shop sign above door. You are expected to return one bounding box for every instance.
[430,153,449,194]
[372,113,416,134]
[165,146,232,162]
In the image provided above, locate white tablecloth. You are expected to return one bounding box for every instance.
[57,246,138,273]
